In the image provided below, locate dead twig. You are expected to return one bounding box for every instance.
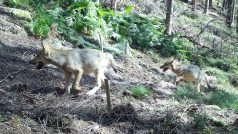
[195,19,216,40]
[0,89,6,94]
[22,93,40,104]
[0,68,26,84]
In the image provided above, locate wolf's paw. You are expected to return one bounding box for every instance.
[62,92,69,97]
[73,86,82,92]
[200,92,206,96]
[86,90,96,96]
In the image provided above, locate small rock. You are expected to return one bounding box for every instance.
[0,43,4,49]
[204,105,221,111]
[0,89,6,94]
[91,125,100,134]
[70,119,91,132]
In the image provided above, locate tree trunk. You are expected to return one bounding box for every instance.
[232,0,236,24]
[226,0,234,27]
[204,0,209,14]
[110,0,117,10]
[236,5,238,32]
[192,0,197,11]
[165,0,173,34]
[223,0,228,11]
[209,0,212,8]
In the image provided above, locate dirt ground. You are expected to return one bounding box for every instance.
[0,7,238,134]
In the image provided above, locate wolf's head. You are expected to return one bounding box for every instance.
[160,59,181,72]
[30,43,51,69]
[160,61,173,72]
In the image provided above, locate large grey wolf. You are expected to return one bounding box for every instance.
[160,59,211,93]
[30,42,117,96]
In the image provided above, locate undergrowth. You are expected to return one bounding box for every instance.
[174,82,238,112]
[129,85,151,98]
[5,0,193,58]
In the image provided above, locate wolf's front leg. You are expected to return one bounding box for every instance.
[64,71,72,95]
[72,69,83,92]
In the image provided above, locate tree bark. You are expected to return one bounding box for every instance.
[110,0,117,10]
[165,0,173,34]
[204,0,209,14]
[226,0,234,27]
[236,5,238,32]
[209,0,212,8]
[223,0,228,11]
[192,0,197,11]
[232,0,236,24]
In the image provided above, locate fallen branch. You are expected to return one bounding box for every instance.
[0,68,26,84]
[22,93,40,104]
[179,34,215,51]
[179,34,231,56]
[0,89,6,94]
[195,19,216,40]
[176,19,231,55]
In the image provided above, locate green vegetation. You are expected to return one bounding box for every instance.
[5,0,193,59]
[5,0,238,118]
[129,85,151,98]
[3,0,32,8]
[158,110,181,134]
[0,114,7,122]
[174,83,204,103]
[191,113,211,133]
[2,0,238,133]
[174,83,238,112]
[204,91,238,111]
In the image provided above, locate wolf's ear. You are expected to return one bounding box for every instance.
[172,59,181,66]
[169,56,175,62]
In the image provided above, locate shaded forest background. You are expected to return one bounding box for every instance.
[0,0,238,133]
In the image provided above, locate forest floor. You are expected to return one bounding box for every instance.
[0,4,238,134]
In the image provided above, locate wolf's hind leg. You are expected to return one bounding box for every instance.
[174,76,183,86]
[72,69,83,92]
[86,70,105,96]
[64,71,72,94]
[197,82,201,93]
[205,75,211,89]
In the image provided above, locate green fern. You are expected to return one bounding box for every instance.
[129,85,151,98]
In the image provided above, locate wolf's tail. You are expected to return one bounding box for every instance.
[98,33,104,52]
[205,74,211,89]
[105,53,117,73]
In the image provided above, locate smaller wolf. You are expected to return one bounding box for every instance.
[160,59,211,93]
[30,42,117,96]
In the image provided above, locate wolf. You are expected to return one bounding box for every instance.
[160,59,211,93]
[30,42,117,96]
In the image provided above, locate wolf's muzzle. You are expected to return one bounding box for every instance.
[29,60,44,69]
[36,62,44,69]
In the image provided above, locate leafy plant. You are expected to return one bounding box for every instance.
[30,6,57,37]
[0,114,7,122]
[129,85,151,98]
[192,113,210,132]
[4,0,32,8]
[16,0,194,56]
[174,83,204,103]
[159,110,181,134]
[204,90,238,109]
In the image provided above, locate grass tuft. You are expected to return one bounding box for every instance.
[129,85,151,98]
